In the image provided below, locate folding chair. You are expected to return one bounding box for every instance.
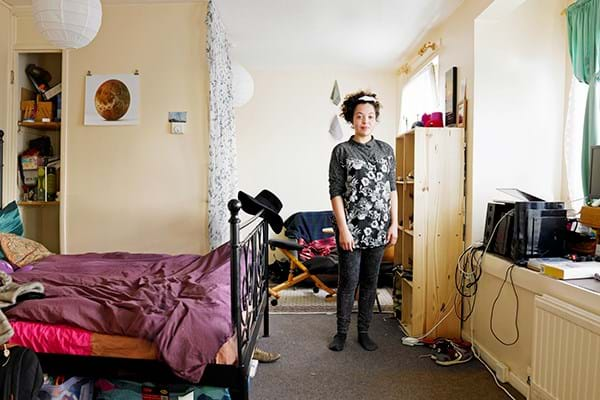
[268,211,337,306]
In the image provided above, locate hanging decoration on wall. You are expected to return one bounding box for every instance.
[231,62,254,108]
[32,0,102,49]
[329,115,343,140]
[330,80,341,105]
[84,72,140,125]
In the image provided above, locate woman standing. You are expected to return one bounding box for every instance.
[328,90,398,351]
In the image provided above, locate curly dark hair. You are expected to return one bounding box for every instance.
[340,90,381,124]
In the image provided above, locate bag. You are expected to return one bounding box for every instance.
[39,376,94,400]
[0,346,44,400]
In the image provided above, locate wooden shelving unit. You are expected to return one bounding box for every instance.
[14,51,63,254]
[18,121,61,131]
[394,127,465,339]
[18,201,59,207]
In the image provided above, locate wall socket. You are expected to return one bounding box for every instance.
[495,361,510,383]
[170,122,185,134]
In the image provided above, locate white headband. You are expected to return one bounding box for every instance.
[358,95,377,102]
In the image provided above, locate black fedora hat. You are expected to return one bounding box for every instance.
[238,189,284,233]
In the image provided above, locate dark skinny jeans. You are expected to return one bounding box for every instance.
[335,244,385,335]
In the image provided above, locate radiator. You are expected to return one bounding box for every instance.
[531,295,600,400]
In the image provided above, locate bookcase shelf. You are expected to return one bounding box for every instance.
[18,121,61,131]
[18,201,59,207]
[394,127,465,339]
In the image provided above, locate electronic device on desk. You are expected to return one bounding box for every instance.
[483,188,567,265]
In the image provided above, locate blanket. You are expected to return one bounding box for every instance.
[5,243,233,382]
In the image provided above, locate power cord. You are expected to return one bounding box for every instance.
[489,264,520,346]
[401,303,456,346]
[455,210,520,399]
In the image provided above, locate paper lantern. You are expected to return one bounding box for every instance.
[232,63,254,108]
[32,0,102,49]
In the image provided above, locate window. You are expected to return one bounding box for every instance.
[399,56,440,133]
[563,75,589,210]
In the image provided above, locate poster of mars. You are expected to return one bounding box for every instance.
[84,74,140,125]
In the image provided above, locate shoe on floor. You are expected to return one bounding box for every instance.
[433,342,473,366]
[253,348,281,363]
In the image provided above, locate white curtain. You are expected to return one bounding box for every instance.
[399,57,440,133]
[563,75,588,213]
[206,0,238,249]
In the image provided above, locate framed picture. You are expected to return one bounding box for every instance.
[457,99,467,129]
[445,66,457,126]
[84,73,140,125]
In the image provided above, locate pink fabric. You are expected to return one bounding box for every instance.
[297,236,337,261]
[9,320,92,355]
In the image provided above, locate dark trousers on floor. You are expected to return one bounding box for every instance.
[336,245,385,335]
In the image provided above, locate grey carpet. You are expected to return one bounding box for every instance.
[252,314,525,400]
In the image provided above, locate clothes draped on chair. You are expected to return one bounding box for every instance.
[567,0,600,196]
[206,0,238,249]
[267,211,338,304]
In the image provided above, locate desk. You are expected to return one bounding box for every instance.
[466,253,600,397]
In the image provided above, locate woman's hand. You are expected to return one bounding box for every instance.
[386,223,398,247]
[338,227,355,252]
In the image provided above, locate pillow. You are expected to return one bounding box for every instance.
[0,201,24,236]
[0,233,52,268]
[0,201,24,259]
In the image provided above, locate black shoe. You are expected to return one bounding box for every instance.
[358,333,378,351]
[328,333,347,351]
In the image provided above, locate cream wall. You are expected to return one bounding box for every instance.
[14,3,210,254]
[235,68,398,221]
[396,0,495,246]
[472,0,567,241]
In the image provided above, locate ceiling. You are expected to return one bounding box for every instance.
[5,0,465,70]
[218,0,464,70]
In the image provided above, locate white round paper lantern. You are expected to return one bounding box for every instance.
[232,63,254,108]
[32,0,102,49]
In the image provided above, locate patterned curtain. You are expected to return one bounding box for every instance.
[567,0,600,197]
[206,0,237,249]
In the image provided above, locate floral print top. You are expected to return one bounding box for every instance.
[329,136,396,248]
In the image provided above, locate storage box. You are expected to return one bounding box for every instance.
[36,101,53,122]
[20,100,36,121]
[580,206,600,228]
[21,154,39,170]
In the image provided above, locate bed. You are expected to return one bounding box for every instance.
[3,199,269,400]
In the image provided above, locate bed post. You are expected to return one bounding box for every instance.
[262,222,270,338]
[228,199,243,367]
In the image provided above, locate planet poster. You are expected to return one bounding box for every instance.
[84,74,140,125]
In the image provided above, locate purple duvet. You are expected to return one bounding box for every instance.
[5,243,233,382]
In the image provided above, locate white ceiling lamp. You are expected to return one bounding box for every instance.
[231,62,254,108]
[32,0,103,49]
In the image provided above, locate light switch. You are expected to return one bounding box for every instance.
[170,122,185,134]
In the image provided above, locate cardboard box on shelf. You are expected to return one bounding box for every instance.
[580,206,600,229]
[20,100,36,121]
[35,101,53,122]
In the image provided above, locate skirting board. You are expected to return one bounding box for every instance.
[462,332,530,398]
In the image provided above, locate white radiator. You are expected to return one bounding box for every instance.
[531,295,600,400]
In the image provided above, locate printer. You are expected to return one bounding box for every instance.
[483,189,567,265]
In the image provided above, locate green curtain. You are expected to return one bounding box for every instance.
[567,0,600,198]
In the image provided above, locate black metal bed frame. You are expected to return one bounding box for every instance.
[35,199,270,400]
